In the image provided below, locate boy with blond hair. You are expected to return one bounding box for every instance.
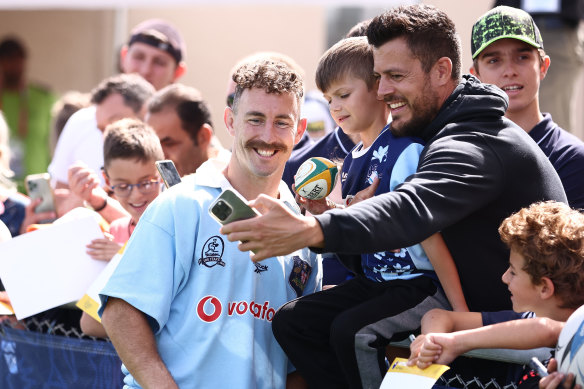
[409,201,584,387]
[273,36,467,389]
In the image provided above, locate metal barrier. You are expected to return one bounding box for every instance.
[0,317,550,389]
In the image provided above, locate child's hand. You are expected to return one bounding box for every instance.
[539,359,582,389]
[87,235,122,262]
[292,184,339,215]
[408,333,462,369]
[408,334,442,369]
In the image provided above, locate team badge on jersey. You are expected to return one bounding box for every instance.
[198,236,226,268]
[254,262,268,274]
[289,256,312,297]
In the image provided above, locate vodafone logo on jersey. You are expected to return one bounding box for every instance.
[196,295,277,323]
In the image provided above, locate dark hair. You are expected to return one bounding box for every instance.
[345,19,371,38]
[316,37,376,93]
[147,84,213,146]
[499,201,584,309]
[367,4,461,81]
[0,37,26,59]
[231,59,304,113]
[103,118,164,169]
[91,73,155,114]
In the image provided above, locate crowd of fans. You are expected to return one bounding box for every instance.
[0,2,584,389]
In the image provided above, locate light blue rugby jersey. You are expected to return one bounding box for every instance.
[99,158,322,389]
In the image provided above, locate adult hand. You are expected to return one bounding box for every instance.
[87,233,122,262]
[18,197,57,234]
[539,358,582,389]
[68,162,108,206]
[348,176,379,207]
[220,194,325,261]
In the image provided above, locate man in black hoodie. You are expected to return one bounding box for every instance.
[221,4,566,388]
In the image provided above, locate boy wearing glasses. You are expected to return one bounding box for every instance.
[80,118,164,338]
[85,118,164,261]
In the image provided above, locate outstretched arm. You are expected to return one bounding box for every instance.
[101,297,178,389]
[410,317,563,369]
[220,194,324,261]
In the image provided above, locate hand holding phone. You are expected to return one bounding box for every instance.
[25,173,56,214]
[209,189,260,225]
[155,160,182,188]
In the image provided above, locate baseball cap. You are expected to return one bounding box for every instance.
[128,19,186,64]
[471,6,544,59]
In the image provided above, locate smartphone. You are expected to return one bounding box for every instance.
[155,160,182,188]
[25,173,56,215]
[208,189,260,225]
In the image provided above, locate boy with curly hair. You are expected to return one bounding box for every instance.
[408,201,584,387]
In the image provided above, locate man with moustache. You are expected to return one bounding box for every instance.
[221,4,566,389]
[99,60,321,389]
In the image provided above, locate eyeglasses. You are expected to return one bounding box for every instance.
[226,92,235,108]
[110,178,162,198]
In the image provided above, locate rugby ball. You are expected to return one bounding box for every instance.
[556,305,584,386]
[294,157,338,200]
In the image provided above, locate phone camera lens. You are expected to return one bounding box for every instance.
[212,200,232,221]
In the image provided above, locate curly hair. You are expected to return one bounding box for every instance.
[231,59,304,114]
[366,4,461,81]
[499,201,584,309]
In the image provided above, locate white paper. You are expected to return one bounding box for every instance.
[76,248,124,322]
[0,214,106,319]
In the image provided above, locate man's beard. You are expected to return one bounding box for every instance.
[389,86,441,139]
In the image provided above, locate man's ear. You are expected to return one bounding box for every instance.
[431,57,453,86]
[469,65,478,76]
[224,106,236,137]
[540,56,551,81]
[538,277,555,300]
[102,169,110,187]
[295,118,308,145]
[197,124,213,147]
[173,62,187,81]
[119,45,129,71]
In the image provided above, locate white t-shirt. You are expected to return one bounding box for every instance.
[48,106,105,186]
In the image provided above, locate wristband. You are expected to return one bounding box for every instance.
[85,197,108,212]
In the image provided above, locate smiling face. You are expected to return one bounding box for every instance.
[121,42,183,91]
[104,157,161,222]
[323,75,387,147]
[373,37,441,138]
[225,87,304,181]
[472,38,547,118]
[501,249,542,313]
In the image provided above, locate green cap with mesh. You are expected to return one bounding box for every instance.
[471,6,544,59]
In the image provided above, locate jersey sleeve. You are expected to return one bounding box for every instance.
[389,143,424,191]
[99,194,192,333]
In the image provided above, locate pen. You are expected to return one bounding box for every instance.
[409,334,416,343]
[529,357,549,377]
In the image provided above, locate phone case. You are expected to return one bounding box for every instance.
[25,173,56,214]
[156,160,182,188]
[208,189,260,225]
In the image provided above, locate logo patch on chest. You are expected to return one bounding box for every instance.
[198,236,226,268]
[289,256,312,297]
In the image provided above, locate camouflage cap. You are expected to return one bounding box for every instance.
[471,6,544,59]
